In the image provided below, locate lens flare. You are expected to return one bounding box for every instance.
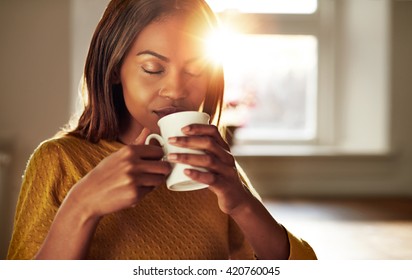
[205,25,239,65]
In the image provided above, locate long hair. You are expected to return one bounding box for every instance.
[69,0,224,143]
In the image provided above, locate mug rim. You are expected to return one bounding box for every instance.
[157,111,210,126]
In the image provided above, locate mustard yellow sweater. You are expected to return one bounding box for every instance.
[7,135,316,260]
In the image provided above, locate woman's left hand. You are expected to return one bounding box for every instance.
[168,124,295,260]
[167,124,250,215]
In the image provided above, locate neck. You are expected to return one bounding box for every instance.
[118,113,144,145]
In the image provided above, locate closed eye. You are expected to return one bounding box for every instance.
[141,66,164,75]
[184,70,203,77]
[184,61,209,77]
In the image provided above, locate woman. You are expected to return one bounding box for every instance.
[8,0,316,260]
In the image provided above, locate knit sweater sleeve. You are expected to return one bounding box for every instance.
[7,140,67,259]
[286,228,317,260]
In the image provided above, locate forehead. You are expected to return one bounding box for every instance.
[130,14,210,58]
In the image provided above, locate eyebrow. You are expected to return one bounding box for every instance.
[136,50,170,62]
[136,50,204,65]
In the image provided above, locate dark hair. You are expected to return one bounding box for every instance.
[69,0,224,143]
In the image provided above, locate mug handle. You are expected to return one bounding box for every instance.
[145,134,167,152]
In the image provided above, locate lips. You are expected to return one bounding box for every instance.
[153,106,186,119]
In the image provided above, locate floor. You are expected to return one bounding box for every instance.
[263,197,412,260]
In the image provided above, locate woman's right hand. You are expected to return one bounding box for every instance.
[66,128,171,219]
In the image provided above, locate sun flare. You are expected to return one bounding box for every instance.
[205,25,240,65]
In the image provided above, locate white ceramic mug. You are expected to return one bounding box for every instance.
[145,111,210,191]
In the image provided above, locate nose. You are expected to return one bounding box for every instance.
[159,71,188,100]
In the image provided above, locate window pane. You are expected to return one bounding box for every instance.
[220,34,318,143]
[206,0,318,14]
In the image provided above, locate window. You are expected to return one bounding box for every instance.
[206,0,324,145]
[220,34,317,142]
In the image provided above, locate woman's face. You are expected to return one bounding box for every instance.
[119,14,210,138]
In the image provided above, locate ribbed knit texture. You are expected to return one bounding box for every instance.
[7,135,316,260]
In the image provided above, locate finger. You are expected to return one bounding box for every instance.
[122,145,164,160]
[132,128,151,145]
[183,169,218,186]
[135,173,168,187]
[167,153,235,175]
[182,124,230,150]
[168,136,235,165]
[133,160,172,175]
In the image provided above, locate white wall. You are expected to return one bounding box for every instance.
[0,0,72,258]
[336,0,391,152]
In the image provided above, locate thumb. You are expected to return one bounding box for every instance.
[132,128,151,145]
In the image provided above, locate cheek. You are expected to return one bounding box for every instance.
[121,72,158,107]
[122,83,147,110]
[187,79,208,106]
[121,78,160,125]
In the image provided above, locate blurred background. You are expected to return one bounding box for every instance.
[0,0,411,260]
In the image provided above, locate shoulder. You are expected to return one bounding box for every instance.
[27,133,124,175]
[25,134,100,177]
[19,135,85,207]
[29,134,86,162]
[39,133,91,150]
[29,133,123,176]
[32,133,122,159]
[23,135,81,179]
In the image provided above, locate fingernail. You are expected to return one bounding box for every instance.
[167,154,178,161]
[168,137,177,143]
[182,126,191,133]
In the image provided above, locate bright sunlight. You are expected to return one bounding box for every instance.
[206,0,318,14]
